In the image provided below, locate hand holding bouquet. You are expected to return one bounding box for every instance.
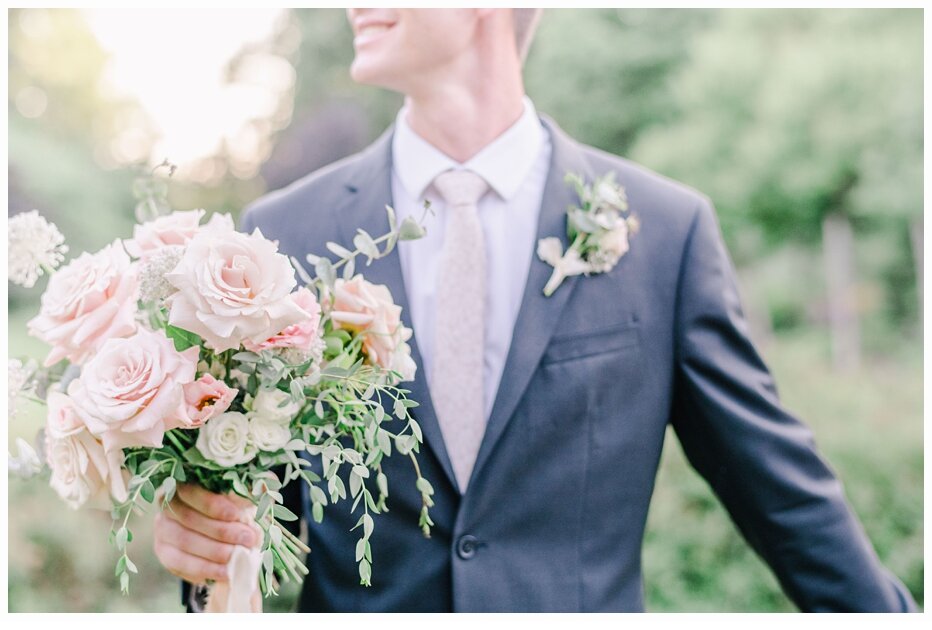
[8,168,435,611]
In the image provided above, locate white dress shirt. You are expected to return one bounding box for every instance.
[391,97,552,420]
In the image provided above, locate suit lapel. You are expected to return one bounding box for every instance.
[337,129,460,492]
[466,117,594,490]
[333,117,594,496]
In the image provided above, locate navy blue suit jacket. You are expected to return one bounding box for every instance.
[200,116,915,612]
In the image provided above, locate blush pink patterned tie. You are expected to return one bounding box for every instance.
[431,169,490,493]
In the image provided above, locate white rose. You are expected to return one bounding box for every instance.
[250,388,300,423]
[165,225,306,352]
[47,430,127,510]
[196,412,257,467]
[389,340,417,383]
[596,179,627,211]
[598,221,629,260]
[248,414,293,452]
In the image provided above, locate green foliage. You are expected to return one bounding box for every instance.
[631,9,922,252]
[643,329,923,611]
[163,325,202,352]
[525,9,713,154]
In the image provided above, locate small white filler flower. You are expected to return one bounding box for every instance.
[7,358,36,420]
[8,437,43,479]
[137,244,184,304]
[8,210,68,288]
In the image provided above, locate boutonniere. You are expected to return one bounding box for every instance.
[537,172,640,296]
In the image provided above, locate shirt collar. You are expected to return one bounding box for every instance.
[391,96,545,201]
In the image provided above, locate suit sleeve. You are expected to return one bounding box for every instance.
[668,198,917,612]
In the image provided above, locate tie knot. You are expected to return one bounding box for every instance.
[432,170,489,208]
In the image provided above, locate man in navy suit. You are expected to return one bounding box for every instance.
[155,8,917,611]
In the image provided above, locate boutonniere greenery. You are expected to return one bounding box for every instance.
[537,172,640,296]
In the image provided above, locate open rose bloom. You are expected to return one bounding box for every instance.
[11,203,432,610]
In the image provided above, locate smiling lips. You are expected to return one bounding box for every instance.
[353,18,396,46]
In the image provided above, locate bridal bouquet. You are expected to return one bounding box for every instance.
[7,169,434,611]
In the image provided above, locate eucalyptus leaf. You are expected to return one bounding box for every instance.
[353,230,380,262]
[257,494,272,520]
[140,479,155,503]
[349,471,362,498]
[343,256,356,280]
[161,477,177,503]
[377,429,392,455]
[326,241,354,259]
[115,527,129,551]
[290,255,314,285]
[416,478,435,496]
[315,257,336,287]
[359,558,371,584]
[398,216,426,241]
[309,484,329,506]
[270,504,298,522]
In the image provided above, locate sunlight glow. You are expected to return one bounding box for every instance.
[84,8,290,173]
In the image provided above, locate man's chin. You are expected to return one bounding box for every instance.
[349,59,400,91]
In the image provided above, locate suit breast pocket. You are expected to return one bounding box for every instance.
[540,322,641,366]
[523,321,646,431]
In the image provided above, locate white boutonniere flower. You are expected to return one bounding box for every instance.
[537,172,640,296]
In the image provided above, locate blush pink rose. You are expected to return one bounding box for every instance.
[125,210,234,259]
[327,275,417,380]
[27,241,139,367]
[181,374,238,427]
[45,390,87,439]
[243,288,322,353]
[45,393,128,509]
[165,225,307,352]
[68,328,199,451]
[46,428,128,510]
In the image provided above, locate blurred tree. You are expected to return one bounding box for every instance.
[632,9,922,368]
[254,9,402,194]
[8,9,145,308]
[524,8,714,155]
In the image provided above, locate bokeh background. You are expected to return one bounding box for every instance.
[7,8,923,612]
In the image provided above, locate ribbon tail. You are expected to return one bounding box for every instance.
[205,545,262,613]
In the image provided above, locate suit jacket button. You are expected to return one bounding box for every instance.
[456,535,480,560]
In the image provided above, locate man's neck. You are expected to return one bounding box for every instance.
[403,75,526,164]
